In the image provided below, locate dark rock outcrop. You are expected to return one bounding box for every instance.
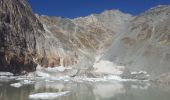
[0,0,45,74]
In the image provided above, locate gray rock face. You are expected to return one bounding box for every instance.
[102,5,170,79]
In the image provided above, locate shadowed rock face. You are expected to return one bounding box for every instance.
[0,0,45,74]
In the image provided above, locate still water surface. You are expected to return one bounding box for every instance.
[0,80,170,100]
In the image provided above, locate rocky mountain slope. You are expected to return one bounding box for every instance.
[0,0,130,74]
[101,5,170,80]
[0,0,170,81]
[0,0,44,74]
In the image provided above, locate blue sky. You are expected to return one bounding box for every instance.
[28,0,170,18]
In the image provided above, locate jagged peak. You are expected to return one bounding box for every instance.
[101,9,132,16]
[74,8,133,21]
[150,5,170,10]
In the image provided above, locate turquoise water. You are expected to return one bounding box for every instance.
[0,80,170,100]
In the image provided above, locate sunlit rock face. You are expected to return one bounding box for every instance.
[102,5,170,79]
[36,9,132,70]
[0,0,130,74]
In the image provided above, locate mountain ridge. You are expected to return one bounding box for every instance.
[0,0,170,83]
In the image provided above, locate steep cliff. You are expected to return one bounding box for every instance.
[0,0,45,74]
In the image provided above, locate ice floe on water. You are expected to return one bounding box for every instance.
[31,67,137,82]
[35,71,50,78]
[45,66,68,72]
[32,64,128,82]
[29,91,70,99]
[36,65,71,73]
[1,62,150,89]
[10,80,34,88]
[131,70,148,75]
[10,82,22,88]
[0,61,151,100]
[0,72,14,76]
[0,72,16,82]
[72,75,128,82]
[6,70,149,88]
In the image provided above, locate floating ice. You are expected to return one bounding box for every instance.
[36,71,50,78]
[46,66,66,72]
[29,91,70,99]
[5,63,149,85]
[131,71,147,75]
[73,77,107,82]
[103,75,125,81]
[0,76,16,82]
[72,75,131,82]
[0,72,13,76]
[22,80,34,85]
[10,80,34,88]
[10,83,22,88]
[130,70,150,80]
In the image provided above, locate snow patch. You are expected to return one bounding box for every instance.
[29,91,70,99]
[93,60,124,75]
[43,24,51,34]
[95,55,103,62]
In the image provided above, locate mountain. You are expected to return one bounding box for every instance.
[0,0,170,82]
[101,5,170,80]
[0,0,129,74]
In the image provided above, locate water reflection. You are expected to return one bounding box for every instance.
[93,82,125,99]
[0,81,170,100]
[0,82,34,100]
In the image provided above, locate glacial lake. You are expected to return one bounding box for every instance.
[0,80,170,100]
